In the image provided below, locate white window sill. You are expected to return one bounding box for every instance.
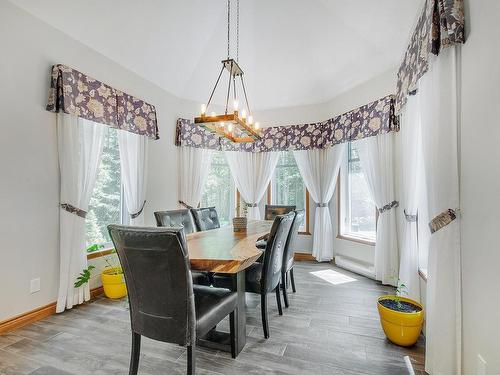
[337,233,375,246]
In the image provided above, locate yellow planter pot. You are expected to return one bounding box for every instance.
[101,268,127,299]
[377,296,424,347]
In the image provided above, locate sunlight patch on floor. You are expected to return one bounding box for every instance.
[310,269,357,285]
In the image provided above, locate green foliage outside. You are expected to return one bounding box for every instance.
[85,127,122,247]
[274,151,305,210]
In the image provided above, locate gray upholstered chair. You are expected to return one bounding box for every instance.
[154,209,210,286]
[108,225,238,375]
[281,210,304,307]
[190,207,220,231]
[213,212,294,338]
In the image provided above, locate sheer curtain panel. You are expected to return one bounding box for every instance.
[57,113,104,312]
[293,145,345,262]
[225,151,279,220]
[118,130,148,226]
[179,146,214,208]
[419,47,462,375]
[397,95,423,301]
[357,134,399,286]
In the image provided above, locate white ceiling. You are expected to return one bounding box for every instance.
[12,0,422,110]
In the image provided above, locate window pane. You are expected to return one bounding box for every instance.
[201,151,234,226]
[85,127,122,248]
[345,142,376,240]
[273,151,305,210]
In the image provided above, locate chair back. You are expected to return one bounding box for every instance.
[261,212,295,293]
[264,205,296,221]
[282,210,305,273]
[154,209,196,234]
[190,207,220,231]
[107,225,195,346]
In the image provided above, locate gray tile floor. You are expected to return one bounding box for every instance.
[0,262,425,374]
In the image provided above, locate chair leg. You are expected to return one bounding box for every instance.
[229,311,237,359]
[290,267,297,293]
[275,284,283,316]
[187,344,195,375]
[129,332,141,375]
[282,273,290,308]
[260,293,270,339]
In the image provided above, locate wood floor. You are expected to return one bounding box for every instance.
[0,262,425,375]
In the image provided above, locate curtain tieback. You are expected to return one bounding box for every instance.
[378,200,399,214]
[429,208,459,234]
[60,203,87,219]
[131,200,146,219]
[404,209,418,222]
[246,203,258,207]
[316,203,328,208]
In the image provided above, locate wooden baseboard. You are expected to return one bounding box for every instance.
[294,252,316,261]
[0,286,105,335]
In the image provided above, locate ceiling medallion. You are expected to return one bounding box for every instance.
[194,0,262,143]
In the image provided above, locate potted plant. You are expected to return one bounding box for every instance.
[232,203,248,232]
[77,244,127,299]
[377,280,424,347]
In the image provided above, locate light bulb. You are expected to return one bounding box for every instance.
[210,111,216,117]
[254,122,260,130]
[227,123,233,132]
[201,104,206,115]
[241,109,247,120]
[233,100,239,111]
[248,115,254,125]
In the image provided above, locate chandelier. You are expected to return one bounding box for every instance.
[194,0,262,143]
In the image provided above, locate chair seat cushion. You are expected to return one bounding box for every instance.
[192,271,211,286]
[212,262,263,294]
[193,285,237,338]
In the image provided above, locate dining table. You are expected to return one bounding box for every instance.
[186,219,273,356]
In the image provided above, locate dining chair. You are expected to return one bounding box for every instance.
[281,209,304,307]
[108,225,238,375]
[213,212,294,338]
[264,204,296,220]
[154,209,211,286]
[190,207,220,231]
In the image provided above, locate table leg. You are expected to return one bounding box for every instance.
[232,270,246,355]
[196,270,246,356]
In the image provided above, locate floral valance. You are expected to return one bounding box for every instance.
[46,64,159,140]
[395,0,465,115]
[176,95,397,152]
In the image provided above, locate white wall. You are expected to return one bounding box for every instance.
[460,0,500,373]
[0,1,183,321]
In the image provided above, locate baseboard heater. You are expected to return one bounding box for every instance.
[334,256,375,279]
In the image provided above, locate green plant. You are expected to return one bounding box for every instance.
[102,249,122,275]
[86,244,105,253]
[394,278,409,309]
[74,265,95,288]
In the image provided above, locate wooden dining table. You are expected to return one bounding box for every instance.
[186,219,273,356]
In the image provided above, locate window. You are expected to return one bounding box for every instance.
[270,151,309,232]
[85,127,123,248]
[201,151,235,226]
[339,142,376,244]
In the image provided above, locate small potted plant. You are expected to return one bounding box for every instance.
[377,279,424,347]
[77,244,127,299]
[233,203,248,232]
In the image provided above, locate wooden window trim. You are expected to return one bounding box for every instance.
[87,247,115,260]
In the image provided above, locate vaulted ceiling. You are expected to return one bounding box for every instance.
[12,0,422,110]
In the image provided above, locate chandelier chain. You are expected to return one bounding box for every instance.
[227,0,230,59]
[237,0,239,62]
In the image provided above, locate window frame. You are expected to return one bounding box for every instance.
[337,143,377,246]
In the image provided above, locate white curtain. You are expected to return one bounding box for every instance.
[397,95,423,301]
[56,113,104,312]
[293,145,345,262]
[225,151,279,220]
[179,146,213,208]
[357,133,399,286]
[118,130,148,226]
[419,47,461,375]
